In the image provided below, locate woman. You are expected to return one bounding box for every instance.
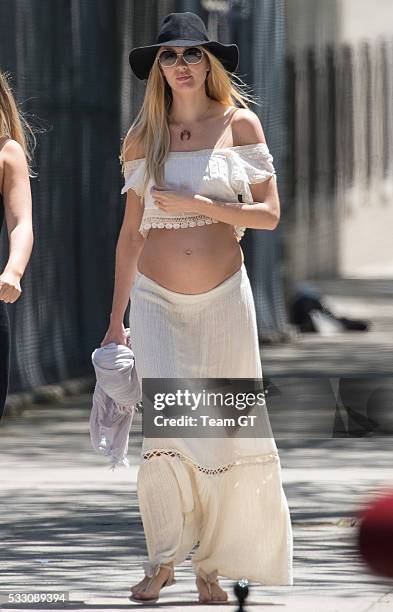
[0,71,34,419]
[101,12,293,604]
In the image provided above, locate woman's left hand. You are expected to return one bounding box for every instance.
[150,186,210,215]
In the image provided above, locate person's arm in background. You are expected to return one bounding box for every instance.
[0,138,34,303]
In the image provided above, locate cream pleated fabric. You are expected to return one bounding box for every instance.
[129,263,293,585]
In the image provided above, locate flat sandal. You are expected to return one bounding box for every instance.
[196,570,228,605]
[129,562,175,604]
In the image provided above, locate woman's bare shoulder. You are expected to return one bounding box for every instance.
[0,138,27,169]
[231,108,267,147]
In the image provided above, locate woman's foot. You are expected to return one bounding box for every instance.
[130,563,175,602]
[130,575,150,595]
[196,572,228,604]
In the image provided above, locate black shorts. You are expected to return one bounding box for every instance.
[0,300,10,419]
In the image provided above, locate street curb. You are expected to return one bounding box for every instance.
[4,376,96,416]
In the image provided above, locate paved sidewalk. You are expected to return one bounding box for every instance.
[1,396,393,611]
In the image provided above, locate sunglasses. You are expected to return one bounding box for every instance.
[157,47,204,68]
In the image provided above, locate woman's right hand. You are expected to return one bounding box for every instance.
[100,322,128,347]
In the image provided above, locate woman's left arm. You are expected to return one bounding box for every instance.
[198,109,280,230]
[153,175,280,231]
[0,140,34,303]
[194,177,280,231]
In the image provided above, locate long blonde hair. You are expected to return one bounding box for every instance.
[120,46,259,194]
[0,70,37,177]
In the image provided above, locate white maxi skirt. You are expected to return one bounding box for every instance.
[129,263,293,585]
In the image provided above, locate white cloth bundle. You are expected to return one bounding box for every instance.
[90,328,142,469]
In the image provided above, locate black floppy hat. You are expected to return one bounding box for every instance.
[129,12,239,81]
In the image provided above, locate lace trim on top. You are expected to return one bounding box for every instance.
[140,214,220,231]
[142,448,280,475]
[138,217,245,242]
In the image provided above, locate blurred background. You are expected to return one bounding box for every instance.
[0,0,392,396]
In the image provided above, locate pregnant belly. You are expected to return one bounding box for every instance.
[137,222,244,294]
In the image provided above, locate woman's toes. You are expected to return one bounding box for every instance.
[131,567,173,600]
[133,591,151,600]
[130,577,147,593]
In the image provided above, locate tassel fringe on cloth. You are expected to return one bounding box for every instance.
[129,263,293,585]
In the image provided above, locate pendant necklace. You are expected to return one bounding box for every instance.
[180,129,191,142]
[178,99,212,142]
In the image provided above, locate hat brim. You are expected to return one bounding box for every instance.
[129,40,239,80]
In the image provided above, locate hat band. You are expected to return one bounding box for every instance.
[156,34,210,45]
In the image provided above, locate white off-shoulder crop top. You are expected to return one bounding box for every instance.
[120,142,276,242]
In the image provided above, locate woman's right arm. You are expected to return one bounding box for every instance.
[101,134,145,347]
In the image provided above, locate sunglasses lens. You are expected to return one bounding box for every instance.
[184,48,203,64]
[158,50,177,67]
[158,48,203,67]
